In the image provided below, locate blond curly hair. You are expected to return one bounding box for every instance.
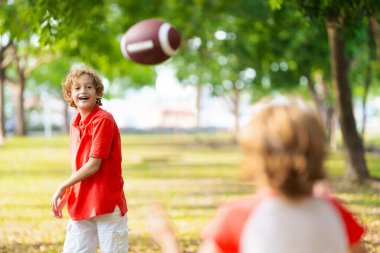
[239,96,326,198]
[61,67,104,108]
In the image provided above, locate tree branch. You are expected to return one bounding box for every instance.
[25,53,60,76]
[0,41,14,69]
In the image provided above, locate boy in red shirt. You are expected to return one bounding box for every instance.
[51,67,128,253]
[199,96,366,253]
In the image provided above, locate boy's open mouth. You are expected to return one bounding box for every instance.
[79,96,89,101]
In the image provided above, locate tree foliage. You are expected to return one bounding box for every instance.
[1,0,380,183]
[269,0,380,182]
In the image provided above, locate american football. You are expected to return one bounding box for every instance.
[120,19,181,65]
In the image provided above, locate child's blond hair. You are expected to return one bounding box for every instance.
[61,68,104,108]
[239,96,326,198]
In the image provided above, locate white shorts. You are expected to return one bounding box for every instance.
[63,206,129,253]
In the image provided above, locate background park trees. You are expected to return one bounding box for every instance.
[1,0,380,182]
[272,0,380,181]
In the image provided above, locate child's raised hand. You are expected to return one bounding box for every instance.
[146,203,180,253]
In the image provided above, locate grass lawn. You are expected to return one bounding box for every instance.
[0,133,379,253]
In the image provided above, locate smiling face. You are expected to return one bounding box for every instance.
[71,74,100,117]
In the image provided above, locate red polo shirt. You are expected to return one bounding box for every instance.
[67,105,128,221]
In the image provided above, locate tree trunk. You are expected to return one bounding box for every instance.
[221,87,241,137]
[326,16,369,182]
[232,88,240,136]
[12,44,27,136]
[306,73,334,146]
[195,83,202,129]
[370,15,380,70]
[0,66,5,145]
[329,109,338,152]
[0,42,12,145]
[63,101,70,134]
[10,80,26,136]
[361,24,373,139]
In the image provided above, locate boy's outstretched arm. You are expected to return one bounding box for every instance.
[50,157,102,218]
[147,204,180,253]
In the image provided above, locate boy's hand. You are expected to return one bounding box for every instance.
[51,186,70,218]
[147,203,180,253]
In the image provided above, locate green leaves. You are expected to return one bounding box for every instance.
[269,0,284,10]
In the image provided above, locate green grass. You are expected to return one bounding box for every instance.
[0,133,379,253]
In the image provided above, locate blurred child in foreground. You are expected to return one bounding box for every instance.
[199,96,366,253]
[50,67,129,253]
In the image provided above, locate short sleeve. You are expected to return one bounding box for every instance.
[202,205,236,252]
[328,196,366,245]
[201,197,257,253]
[90,117,114,159]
